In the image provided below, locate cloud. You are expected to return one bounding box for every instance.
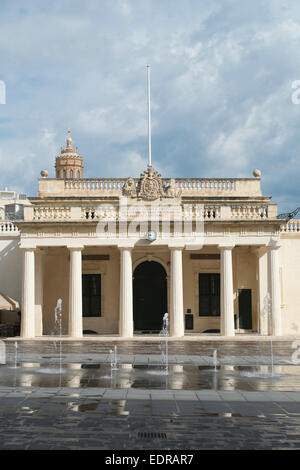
[0,0,300,212]
[77,101,148,145]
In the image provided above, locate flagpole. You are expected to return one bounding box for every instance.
[147,64,152,167]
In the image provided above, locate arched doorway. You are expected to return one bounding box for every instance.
[133,261,167,332]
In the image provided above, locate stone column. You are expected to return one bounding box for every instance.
[169,247,184,337]
[35,250,43,337]
[268,245,282,336]
[219,245,235,337]
[119,247,133,337]
[68,247,83,338]
[254,247,268,335]
[21,248,36,338]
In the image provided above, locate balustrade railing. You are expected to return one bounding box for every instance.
[231,205,268,219]
[33,206,71,220]
[64,179,127,192]
[23,203,276,222]
[0,222,18,233]
[280,219,300,233]
[175,178,237,192]
[82,206,118,220]
[203,206,221,219]
[63,178,239,194]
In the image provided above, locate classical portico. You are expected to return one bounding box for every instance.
[19,237,283,339]
[17,131,285,339]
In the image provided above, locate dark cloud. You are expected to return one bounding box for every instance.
[0,0,300,212]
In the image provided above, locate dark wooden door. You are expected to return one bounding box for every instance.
[82,274,101,317]
[133,261,167,331]
[238,289,252,329]
[198,273,220,316]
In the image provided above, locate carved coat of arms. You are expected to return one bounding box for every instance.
[122,166,182,201]
[137,166,165,200]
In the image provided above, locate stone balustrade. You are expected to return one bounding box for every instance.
[175,178,237,192]
[231,204,269,219]
[280,219,300,233]
[81,204,222,221]
[203,205,221,219]
[0,221,19,233]
[65,178,239,194]
[21,203,279,222]
[38,176,262,198]
[33,206,71,220]
[64,178,127,193]
[82,206,117,220]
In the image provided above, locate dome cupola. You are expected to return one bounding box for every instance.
[55,128,84,179]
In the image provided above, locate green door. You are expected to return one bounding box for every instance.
[238,289,252,330]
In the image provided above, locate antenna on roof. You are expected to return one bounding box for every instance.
[147,64,152,167]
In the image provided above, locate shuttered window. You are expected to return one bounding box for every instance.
[198,273,220,316]
[82,274,101,317]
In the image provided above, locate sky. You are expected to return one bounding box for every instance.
[1,0,300,212]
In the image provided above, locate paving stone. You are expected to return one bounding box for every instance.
[196,391,223,401]
[218,391,247,401]
[126,388,150,395]
[103,389,128,399]
[277,402,300,414]
[150,392,175,400]
[283,392,300,401]
[173,391,198,400]
[1,338,300,449]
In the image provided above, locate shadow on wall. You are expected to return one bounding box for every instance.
[0,239,22,303]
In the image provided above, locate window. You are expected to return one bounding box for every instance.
[70,170,73,179]
[82,274,101,317]
[198,273,220,316]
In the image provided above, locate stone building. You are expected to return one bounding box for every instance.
[0,189,29,321]
[6,130,300,339]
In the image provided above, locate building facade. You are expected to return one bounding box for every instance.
[4,130,300,339]
[0,189,29,324]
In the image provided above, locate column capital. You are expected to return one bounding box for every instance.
[118,244,134,251]
[267,243,281,250]
[168,244,185,250]
[20,246,37,251]
[267,237,281,250]
[68,246,84,251]
[218,244,235,251]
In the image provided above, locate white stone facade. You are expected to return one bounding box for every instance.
[1,135,300,339]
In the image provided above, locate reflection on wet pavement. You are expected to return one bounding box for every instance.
[1,339,300,449]
[2,362,300,391]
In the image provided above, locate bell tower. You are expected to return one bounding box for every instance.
[55,128,84,179]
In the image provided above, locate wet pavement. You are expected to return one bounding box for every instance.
[1,339,300,449]
[2,363,300,391]
[3,337,298,357]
